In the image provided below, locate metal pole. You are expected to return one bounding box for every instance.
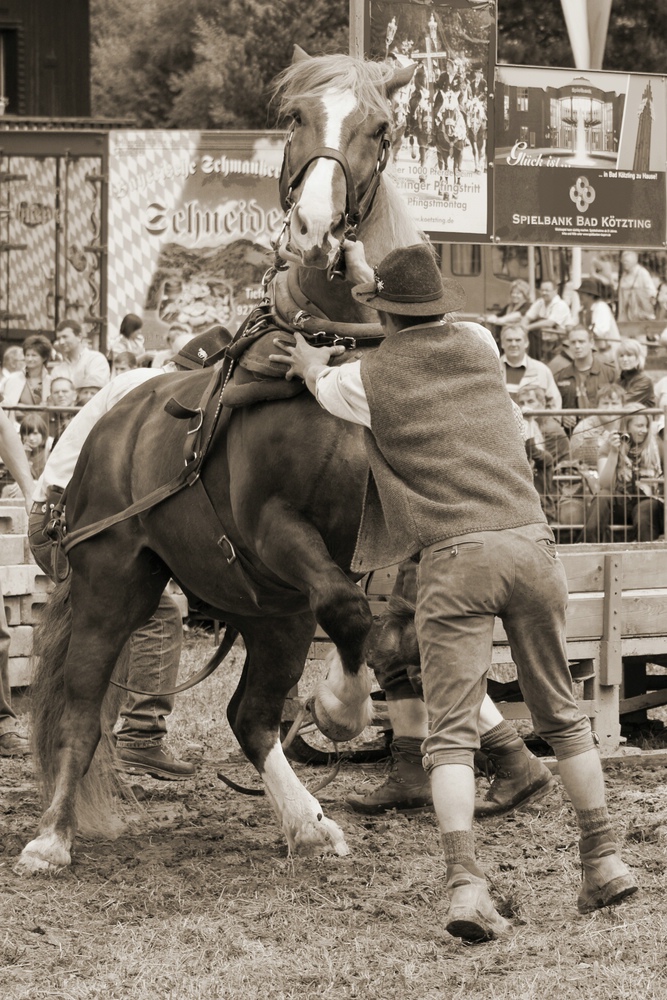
[349,0,369,59]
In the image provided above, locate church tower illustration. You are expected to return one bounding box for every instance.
[632,82,653,172]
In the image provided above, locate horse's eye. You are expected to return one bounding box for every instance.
[291,112,302,127]
[373,124,389,139]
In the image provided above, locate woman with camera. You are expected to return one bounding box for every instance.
[580,405,664,542]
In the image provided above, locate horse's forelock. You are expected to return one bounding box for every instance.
[273,56,395,124]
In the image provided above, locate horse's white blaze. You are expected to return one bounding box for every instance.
[291,88,358,258]
[261,741,349,855]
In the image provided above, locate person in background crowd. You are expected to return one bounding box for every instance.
[521,279,573,361]
[555,326,617,430]
[2,334,53,423]
[616,339,656,407]
[0,345,25,399]
[73,370,108,406]
[515,382,571,464]
[19,413,50,479]
[0,405,35,756]
[654,280,667,321]
[111,350,139,378]
[617,251,656,323]
[151,324,193,369]
[108,313,145,357]
[515,384,559,522]
[46,377,78,446]
[499,326,562,410]
[482,279,532,344]
[570,382,627,471]
[577,277,621,354]
[581,406,664,543]
[51,320,110,392]
[271,240,637,942]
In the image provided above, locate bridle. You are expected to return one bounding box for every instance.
[277,119,391,278]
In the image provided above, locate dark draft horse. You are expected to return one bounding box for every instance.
[17,52,422,873]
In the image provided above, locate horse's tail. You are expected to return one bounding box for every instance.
[32,577,138,839]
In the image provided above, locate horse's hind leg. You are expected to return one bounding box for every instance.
[228,614,349,857]
[253,502,374,742]
[18,549,168,872]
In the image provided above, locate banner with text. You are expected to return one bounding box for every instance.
[370,0,496,241]
[107,130,285,348]
[494,66,667,247]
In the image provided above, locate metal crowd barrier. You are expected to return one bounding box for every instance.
[525,405,667,545]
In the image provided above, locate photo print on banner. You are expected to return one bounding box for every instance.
[370,0,497,241]
[494,66,667,247]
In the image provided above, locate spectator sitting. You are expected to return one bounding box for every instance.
[108,313,145,357]
[3,413,51,497]
[0,345,25,399]
[51,320,110,392]
[570,382,627,471]
[654,280,667,322]
[46,376,78,446]
[521,279,573,362]
[518,382,571,464]
[616,338,656,407]
[151,324,193,369]
[111,350,139,378]
[499,325,562,410]
[515,384,557,522]
[19,413,50,479]
[73,370,108,406]
[617,250,656,323]
[482,279,532,344]
[555,326,617,430]
[2,334,53,423]
[577,277,621,360]
[581,406,664,542]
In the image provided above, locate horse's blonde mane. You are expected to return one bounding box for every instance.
[359,176,427,265]
[273,55,397,122]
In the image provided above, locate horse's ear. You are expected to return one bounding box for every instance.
[386,61,417,96]
[292,45,312,63]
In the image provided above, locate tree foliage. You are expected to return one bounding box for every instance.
[91,1,667,128]
[498,0,667,73]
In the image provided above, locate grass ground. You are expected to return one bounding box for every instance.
[1,630,666,1000]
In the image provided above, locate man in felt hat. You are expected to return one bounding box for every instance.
[27,325,230,780]
[270,241,637,942]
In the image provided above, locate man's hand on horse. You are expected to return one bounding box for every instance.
[270,333,346,392]
[341,239,374,286]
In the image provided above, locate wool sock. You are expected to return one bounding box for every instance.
[576,806,613,841]
[480,720,526,755]
[442,830,485,879]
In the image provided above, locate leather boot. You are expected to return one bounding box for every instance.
[117,743,196,781]
[475,745,554,817]
[577,833,638,913]
[445,864,512,942]
[346,737,432,814]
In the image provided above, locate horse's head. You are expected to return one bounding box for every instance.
[273,50,415,271]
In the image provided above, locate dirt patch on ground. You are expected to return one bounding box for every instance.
[2,633,667,1000]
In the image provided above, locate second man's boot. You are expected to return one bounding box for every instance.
[475,743,555,817]
[577,833,638,913]
[346,736,432,814]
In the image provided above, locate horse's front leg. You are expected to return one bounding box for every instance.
[250,500,374,744]
[228,614,350,857]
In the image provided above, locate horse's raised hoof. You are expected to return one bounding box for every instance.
[309,653,374,742]
[286,811,350,857]
[16,834,72,874]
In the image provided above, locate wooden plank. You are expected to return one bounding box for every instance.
[600,553,623,686]
[619,690,667,714]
